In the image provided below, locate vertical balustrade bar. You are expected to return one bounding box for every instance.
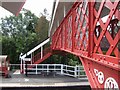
[61,64,63,75]
[20,59,23,73]
[47,64,49,75]
[36,64,37,74]
[78,66,80,77]
[54,64,55,71]
[65,20,67,49]
[33,52,34,63]
[23,61,25,74]
[31,53,32,64]
[72,8,76,52]
[74,65,77,77]
[41,46,43,59]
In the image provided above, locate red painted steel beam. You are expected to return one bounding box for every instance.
[51,0,120,89]
[88,2,95,57]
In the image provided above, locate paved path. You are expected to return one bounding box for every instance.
[0,71,89,87]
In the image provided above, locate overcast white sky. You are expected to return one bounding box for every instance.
[0,0,54,18]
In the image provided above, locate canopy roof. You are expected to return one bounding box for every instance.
[0,0,26,16]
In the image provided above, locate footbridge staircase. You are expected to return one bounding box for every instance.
[20,38,52,73]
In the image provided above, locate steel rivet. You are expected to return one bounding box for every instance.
[112,8,114,11]
[103,57,105,60]
[96,16,99,19]
[111,45,113,48]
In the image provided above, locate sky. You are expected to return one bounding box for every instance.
[0,0,54,19]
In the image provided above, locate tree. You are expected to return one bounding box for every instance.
[42,53,81,66]
[35,16,49,42]
[0,8,39,63]
[1,8,38,38]
[35,8,50,43]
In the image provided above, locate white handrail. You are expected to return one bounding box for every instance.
[20,38,50,60]
[49,0,59,36]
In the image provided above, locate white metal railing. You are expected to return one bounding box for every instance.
[19,38,50,73]
[23,64,87,78]
[20,38,50,61]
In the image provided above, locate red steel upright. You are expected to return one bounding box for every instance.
[51,1,120,89]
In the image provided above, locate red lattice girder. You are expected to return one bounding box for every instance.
[93,1,119,54]
[51,1,120,89]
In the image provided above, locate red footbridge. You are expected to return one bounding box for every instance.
[1,0,120,89]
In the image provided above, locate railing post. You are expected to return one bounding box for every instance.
[61,64,63,75]
[54,64,55,71]
[31,53,32,64]
[36,64,37,74]
[25,61,28,77]
[78,66,80,77]
[74,65,77,77]
[41,46,43,59]
[23,61,25,74]
[32,52,34,63]
[20,59,23,73]
[42,64,44,71]
[47,64,49,75]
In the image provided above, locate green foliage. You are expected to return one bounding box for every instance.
[0,8,39,64]
[1,8,38,38]
[34,8,50,43]
[35,16,49,42]
[43,53,81,66]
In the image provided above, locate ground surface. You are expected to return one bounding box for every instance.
[0,70,90,88]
